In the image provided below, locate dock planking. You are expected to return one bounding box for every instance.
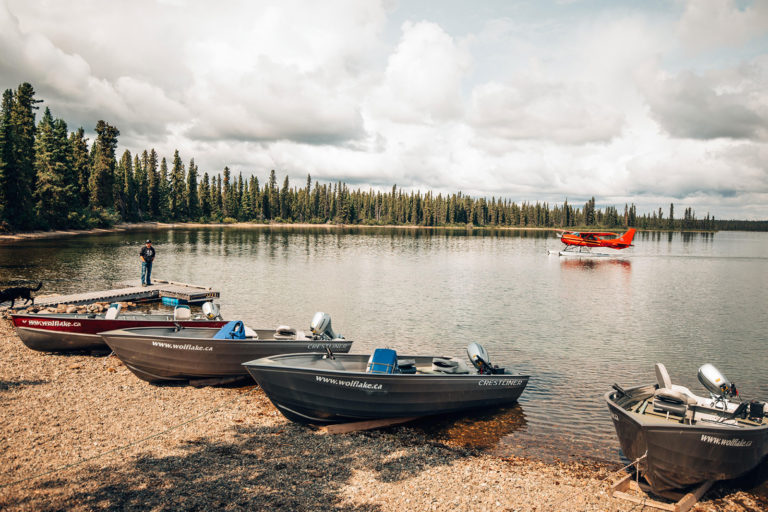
[33,279,219,307]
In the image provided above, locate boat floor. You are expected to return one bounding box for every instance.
[623,395,763,429]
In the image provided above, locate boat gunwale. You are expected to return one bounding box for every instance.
[605,388,768,432]
[244,354,530,380]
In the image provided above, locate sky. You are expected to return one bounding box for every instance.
[1,0,767,219]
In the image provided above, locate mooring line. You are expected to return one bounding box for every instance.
[0,386,258,490]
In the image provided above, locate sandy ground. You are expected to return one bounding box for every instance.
[0,318,765,511]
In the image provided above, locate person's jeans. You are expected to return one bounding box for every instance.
[141,261,153,285]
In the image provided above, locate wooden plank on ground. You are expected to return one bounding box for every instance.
[318,417,419,434]
[610,471,713,512]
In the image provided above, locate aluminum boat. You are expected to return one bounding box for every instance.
[606,363,767,497]
[243,342,529,425]
[10,302,227,352]
[101,312,352,384]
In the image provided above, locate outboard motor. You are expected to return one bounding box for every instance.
[310,312,343,340]
[202,302,221,320]
[467,342,504,374]
[698,363,738,405]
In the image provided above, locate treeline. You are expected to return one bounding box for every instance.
[1,82,765,233]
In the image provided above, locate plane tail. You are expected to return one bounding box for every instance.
[618,228,636,246]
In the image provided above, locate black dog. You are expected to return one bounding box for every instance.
[0,282,42,308]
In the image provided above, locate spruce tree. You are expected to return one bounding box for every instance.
[199,172,211,219]
[134,153,148,219]
[69,128,90,208]
[280,175,290,220]
[159,157,169,218]
[186,158,199,220]
[0,89,14,227]
[10,83,41,229]
[33,107,57,228]
[88,120,119,209]
[169,150,185,219]
[122,151,136,220]
[147,149,159,216]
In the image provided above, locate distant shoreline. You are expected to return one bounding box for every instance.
[0,222,717,242]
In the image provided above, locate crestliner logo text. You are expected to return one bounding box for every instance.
[315,375,383,390]
[700,434,752,447]
[307,343,347,350]
[151,341,213,352]
[478,379,525,387]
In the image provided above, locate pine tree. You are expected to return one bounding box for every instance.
[122,151,136,220]
[134,153,148,219]
[169,150,185,219]
[199,172,211,219]
[222,166,232,218]
[10,83,41,229]
[34,108,77,228]
[69,127,90,208]
[147,149,159,217]
[280,175,290,220]
[0,89,14,227]
[186,158,199,220]
[88,120,119,209]
[158,157,169,218]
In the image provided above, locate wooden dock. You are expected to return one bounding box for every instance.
[33,279,219,307]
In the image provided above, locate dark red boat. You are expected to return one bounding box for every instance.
[10,305,227,352]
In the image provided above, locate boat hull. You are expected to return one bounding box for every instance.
[10,313,228,352]
[101,328,353,383]
[606,389,768,496]
[244,354,529,424]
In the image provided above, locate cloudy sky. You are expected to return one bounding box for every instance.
[1,0,767,219]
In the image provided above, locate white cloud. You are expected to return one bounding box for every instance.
[640,58,768,141]
[367,21,470,124]
[0,0,767,218]
[677,0,768,52]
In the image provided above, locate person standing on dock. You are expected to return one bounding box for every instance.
[140,240,155,286]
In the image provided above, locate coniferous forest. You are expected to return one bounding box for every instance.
[1,83,766,233]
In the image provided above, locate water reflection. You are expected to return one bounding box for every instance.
[413,404,528,450]
[559,258,631,272]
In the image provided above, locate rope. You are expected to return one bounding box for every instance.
[543,451,648,511]
[0,386,257,490]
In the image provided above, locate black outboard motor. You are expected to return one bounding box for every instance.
[467,342,504,374]
[749,400,765,423]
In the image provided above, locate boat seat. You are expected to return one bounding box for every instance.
[105,303,121,319]
[367,348,398,374]
[432,357,470,374]
[213,320,247,340]
[274,325,296,339]
[173,305,191,321]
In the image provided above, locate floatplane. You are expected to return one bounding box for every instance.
[549,228,636,257]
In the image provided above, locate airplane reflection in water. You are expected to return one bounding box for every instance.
[560,257,631,271]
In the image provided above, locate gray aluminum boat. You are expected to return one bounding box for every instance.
[101,312,352,384]
[606,363,768,497]
[243,342,529,425]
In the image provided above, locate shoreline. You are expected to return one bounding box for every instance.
[0,320,763,511]
[0,222,717,242]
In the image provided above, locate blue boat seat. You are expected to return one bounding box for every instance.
[213,320,247,340]
[366,348,398,374]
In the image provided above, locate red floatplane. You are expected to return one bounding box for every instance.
[552,228,636,257]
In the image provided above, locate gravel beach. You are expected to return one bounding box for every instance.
[1,318,765,511]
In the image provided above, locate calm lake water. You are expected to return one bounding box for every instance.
[2,227,767,466]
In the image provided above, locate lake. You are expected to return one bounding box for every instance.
[2,227,767,466]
